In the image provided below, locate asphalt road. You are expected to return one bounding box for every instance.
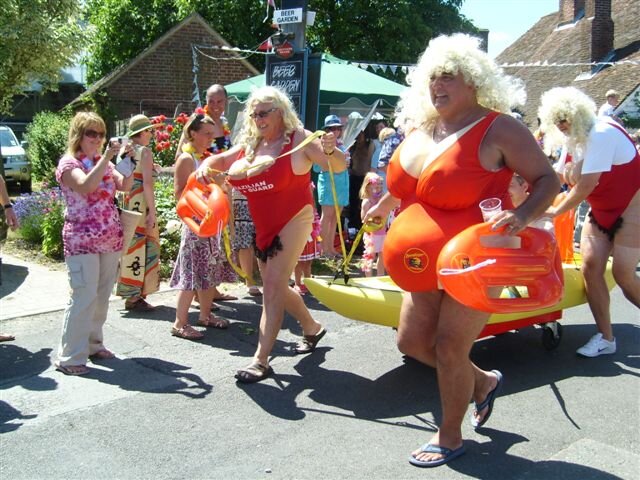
[1,284,638,479]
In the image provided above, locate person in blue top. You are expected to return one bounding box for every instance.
[314,115,350,257]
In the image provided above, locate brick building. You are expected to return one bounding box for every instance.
[75,13,259,124]
[496,0,639,126]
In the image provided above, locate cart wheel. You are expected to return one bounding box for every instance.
[542,322,563,350]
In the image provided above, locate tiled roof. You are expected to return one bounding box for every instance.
[496,0,640,125]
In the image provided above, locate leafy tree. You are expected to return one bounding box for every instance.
[85,0,476,82]
[25,110,72,185]
[85,0,274,83]
[0,0,86,114]
[307,0,476,65]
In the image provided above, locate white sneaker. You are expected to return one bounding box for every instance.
[576,333,616,357]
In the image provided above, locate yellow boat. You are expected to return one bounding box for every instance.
[305,257,615,349]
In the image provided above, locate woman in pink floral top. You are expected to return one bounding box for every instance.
[54,112,133,376]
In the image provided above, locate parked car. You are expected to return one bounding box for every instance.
[0,125,31,193]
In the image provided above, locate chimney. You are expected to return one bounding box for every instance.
[588,0,614,63]
[558,0,585,24]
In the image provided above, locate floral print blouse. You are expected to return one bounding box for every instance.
[56,153,123,257]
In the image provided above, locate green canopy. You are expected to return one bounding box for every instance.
[225,54,404,107]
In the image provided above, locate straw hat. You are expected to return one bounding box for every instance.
[126,114,163,137]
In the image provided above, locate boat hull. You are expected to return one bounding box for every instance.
[305,259,615,338]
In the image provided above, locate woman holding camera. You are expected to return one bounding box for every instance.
[115,115,161,311]
[54,112,133,375]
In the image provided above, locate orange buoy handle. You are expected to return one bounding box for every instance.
[176,172,230,237]
[437,223,563,313]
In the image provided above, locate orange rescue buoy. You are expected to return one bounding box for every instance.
[437,223,563,313]
[176,172,230,237]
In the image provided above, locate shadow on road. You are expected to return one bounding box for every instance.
[0,344,57,433]
[0,262,28,299]
[89,356,213,399]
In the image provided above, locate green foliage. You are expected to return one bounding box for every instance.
[0,0,87,114]
[17,215,44,245]
[24,111,72,185]
[41,201,65,259]
[13,188,65,258]
[154,175,181,278]
[84,0,475,82]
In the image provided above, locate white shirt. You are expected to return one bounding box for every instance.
[597,102,615,118]
[581,120,637,174]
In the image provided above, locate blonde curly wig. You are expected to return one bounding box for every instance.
[395,33,526,133]
[235,86,303,162]
[538,87,597,153]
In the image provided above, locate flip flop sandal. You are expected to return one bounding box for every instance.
[197,315,230,329]
[295,327,327,354]
[171,325,204,340]
[89,349,116,360]
[470,370,503,429]
[0,334,16,342]
[235,362,273,383]
[409,443,466,468]
[55,363,90,376]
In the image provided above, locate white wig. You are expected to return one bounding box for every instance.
[395,33,526,132]
[538,87,596,153]
[236,86,303,162]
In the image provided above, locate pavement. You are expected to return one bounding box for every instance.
[0,253,639,479]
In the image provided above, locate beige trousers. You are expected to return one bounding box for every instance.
[56,251,120,366]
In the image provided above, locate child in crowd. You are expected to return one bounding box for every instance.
[293,189,322,295]
[360,172,386,276]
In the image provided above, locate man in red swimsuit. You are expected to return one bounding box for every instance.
[365,34,559,467]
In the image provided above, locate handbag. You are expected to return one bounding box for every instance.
[118,208,143,257]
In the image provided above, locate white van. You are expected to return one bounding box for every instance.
[0,125,31,193]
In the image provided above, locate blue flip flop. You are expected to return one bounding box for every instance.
[409,443,466,468]
[470,369,503,429]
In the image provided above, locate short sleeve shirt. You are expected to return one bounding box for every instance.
[581,120,637,175]
[55,154,123,257]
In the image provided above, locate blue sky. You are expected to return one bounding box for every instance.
[460,0,559,58]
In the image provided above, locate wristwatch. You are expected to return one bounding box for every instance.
[3,203,12,209]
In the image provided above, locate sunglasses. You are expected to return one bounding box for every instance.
[249,107,278,120]
[326,126,343,131]
[85,129,106,139]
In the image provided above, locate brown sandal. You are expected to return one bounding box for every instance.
[295,327,327,354]
[55,363,90,376]
[170,325,204,340]
[235,361,273,383]
[125,298,155,311]
[197,315,230,329]
[89,349,116,360]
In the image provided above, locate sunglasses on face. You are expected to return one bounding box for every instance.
[84,129,106,139]
[326,126,343,132]
[249,107,278,120]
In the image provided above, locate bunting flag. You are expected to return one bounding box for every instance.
[351,59,640,74]
[264,0,276,22]
[191,45,201,106]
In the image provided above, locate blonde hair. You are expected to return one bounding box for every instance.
[538,87,596,153]
[378,127,396,143]
[395,33,525,133]
[359,172,383,199]
[67,111,106,156]
[236,86,303,162]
